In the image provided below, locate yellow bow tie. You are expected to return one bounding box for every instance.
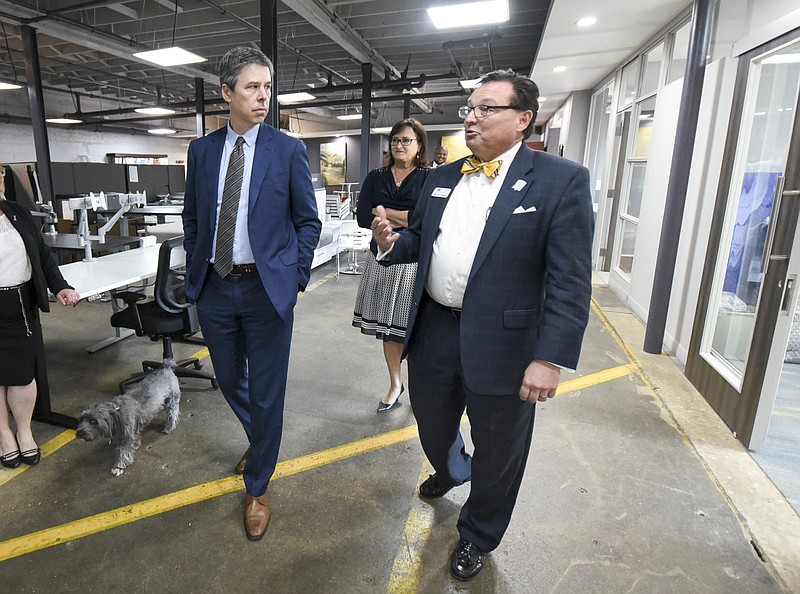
[461,156,502,178]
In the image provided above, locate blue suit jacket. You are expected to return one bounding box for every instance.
[182,124,322,320]
[389,145,594,395]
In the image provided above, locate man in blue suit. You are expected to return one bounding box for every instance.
[373,70,593,580]
[182,47,321,541]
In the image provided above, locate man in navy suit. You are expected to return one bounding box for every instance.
[182,47,321,541]
[373,70,593,580]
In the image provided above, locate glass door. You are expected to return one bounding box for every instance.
[687,35,800,447]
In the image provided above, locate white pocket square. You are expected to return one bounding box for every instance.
[512,205,537,214]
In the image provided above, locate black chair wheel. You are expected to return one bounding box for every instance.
[194,361,203,370]
[211,380,219,390]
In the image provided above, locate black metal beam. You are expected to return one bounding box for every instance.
[360,63,372,182]
[261,0,278,128]
[20,25,54,206]
[643,0,715,354]
[195,77,205,137]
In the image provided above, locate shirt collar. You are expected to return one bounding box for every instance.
[226,123,260,148]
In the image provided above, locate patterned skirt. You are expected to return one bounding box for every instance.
[352,251,417,343]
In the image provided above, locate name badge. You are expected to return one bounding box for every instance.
[432,187,451,198]
[512,180,527,192]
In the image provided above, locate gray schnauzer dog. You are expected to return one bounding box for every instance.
[76,364,180,476]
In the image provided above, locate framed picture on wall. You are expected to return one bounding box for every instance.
[320,141,347,186]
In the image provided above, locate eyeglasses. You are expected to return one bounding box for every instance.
[458,104,520,119]
[390,137,417,146]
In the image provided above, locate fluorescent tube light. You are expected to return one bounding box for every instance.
[427,1,509,30]
[277,92,316,104]
[47,117,83,124]
[133,47,206,67]
[135,106,177,116]
[337,114,362,120]
[553,66,567,73]
[148,128,177,135]
[577,17,597,27]
[0,81,23,90]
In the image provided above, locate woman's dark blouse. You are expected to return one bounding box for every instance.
[356,166,430,230]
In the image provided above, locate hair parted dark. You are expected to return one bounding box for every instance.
[479,69,539,137]
[387,118,429,168]
[218,46,274,90]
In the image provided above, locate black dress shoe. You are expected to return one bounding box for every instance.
[419,473,457,498]
[1,449,21,469]
[377,385,404,413]
[20,447,41,466]
[450,538,484,581]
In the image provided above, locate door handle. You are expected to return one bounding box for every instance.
[781,274,796,313]
[760,177,800,272]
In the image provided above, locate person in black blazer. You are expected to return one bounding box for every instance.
[182,47,321,541]
[372,70,594,581]
[0,171,79,469]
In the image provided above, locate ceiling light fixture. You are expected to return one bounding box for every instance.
[577,17,597,27]
[135,106,177,116]
[427,0,509,30]
[337,113,362,120]
[135,86,176,116]
[0,81,22,90]
[278,92,316,104]
[459,78,482,89]
[134,47,206,67]
[538,97,547,103]
[47,117,83,124]
[553,66,567,73]
[133,1,205,67]
[148,128,177,135]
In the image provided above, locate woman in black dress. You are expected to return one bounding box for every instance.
[352,119,430,412]
[0,165,80,468]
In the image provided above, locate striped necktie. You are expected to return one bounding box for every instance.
[461,155,502,179]
[214,136,245,278]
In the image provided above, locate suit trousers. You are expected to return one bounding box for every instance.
[196,269,293,497]
[407,294,537,552]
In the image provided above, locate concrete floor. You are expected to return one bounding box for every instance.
[1,262,799,593]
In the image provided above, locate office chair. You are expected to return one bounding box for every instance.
[110,237,218,394]
[336,219,372,279]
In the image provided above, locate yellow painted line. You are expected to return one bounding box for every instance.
[384,362,638,589]
[0,430,75,487]
[556,363,637,396]
[590,298,651,387]
[388,459,435,594]
[0,423,419,562]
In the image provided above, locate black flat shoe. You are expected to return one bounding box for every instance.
[1,449,22,469]
[377,385,404,413]
[20,447,41,466]
[450,538,485,581]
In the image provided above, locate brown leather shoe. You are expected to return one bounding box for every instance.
[234,446,250,474]
[244,493,271,541]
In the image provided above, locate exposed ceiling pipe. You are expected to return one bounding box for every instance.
[283,0,431,113]
[442,30,502,80]
[200,0,353,85]
[0,0,217,85]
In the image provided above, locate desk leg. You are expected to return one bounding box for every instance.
[85,295,135,353]
[32,314,78,429]
[86,328,135,353]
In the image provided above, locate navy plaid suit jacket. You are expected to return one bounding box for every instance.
[389,144,594,395]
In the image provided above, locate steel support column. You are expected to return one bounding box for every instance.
[643,0,715,354]
[20,25,54,206]
[195,77,206,137]
[261,0,279,128]
[360,63,373,183]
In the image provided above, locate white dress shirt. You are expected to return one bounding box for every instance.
[0,213,32,286]
[426,142,523,309]
[211,123,260,265]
